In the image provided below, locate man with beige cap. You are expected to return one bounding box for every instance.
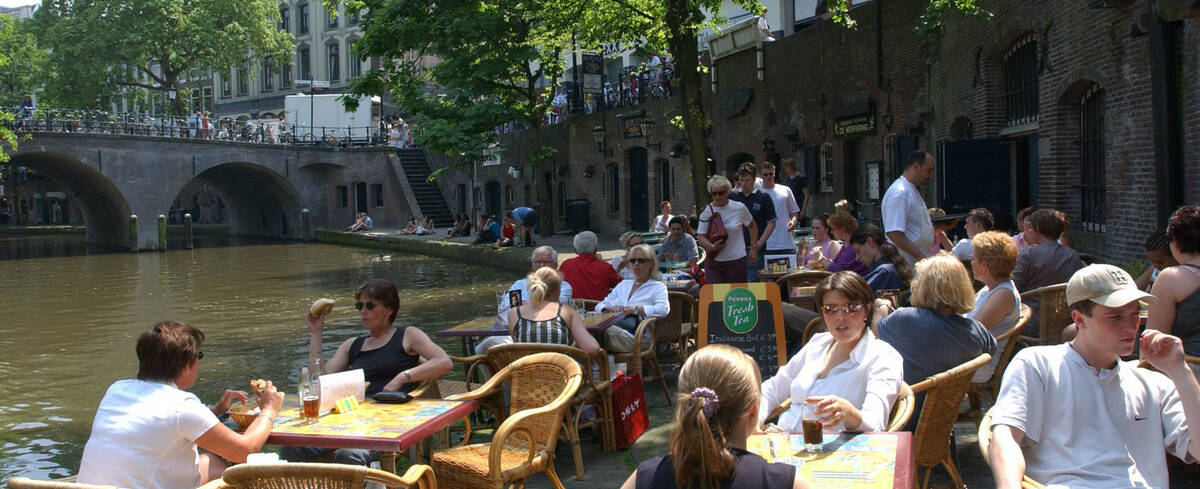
[987,264,1200,489]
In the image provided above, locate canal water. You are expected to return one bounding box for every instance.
[0,234,510,481]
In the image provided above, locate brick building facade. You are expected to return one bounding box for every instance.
[442,0,1198,265]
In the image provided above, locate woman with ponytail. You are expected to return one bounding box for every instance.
[620,344,808,489]
[506,267,600,355]
[848,224,912,293]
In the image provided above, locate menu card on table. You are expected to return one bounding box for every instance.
[318,368,366,412]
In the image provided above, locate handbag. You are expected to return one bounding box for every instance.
[702,204,728,244]
[611,371,649,449]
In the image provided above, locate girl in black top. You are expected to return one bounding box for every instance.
[620,344,809,489]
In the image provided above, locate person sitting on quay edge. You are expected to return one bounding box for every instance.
[848,224,912,294]
[826,210,868,275]
[951,207,994,260]
[698,174,758,284]
[657,216,699,268]
[474,215,502,244]
[620,344,809,489]
[596,244,670,353]
[611,231,645,280]
[651,200,673,233]
[475,246,576,355]
[967,231,1023,383]
[421,215,436,234]
[759,272,904,434]
[988,264,1200,489]
[507,266,600,355]
[561,231,622,301]
[878,254,995,430]
[284,278,453,464]
[401,217,420,235]
[1012,208,1084,336]
[346,212,373,232]
[496,216,516,247]
[77,321,285,489]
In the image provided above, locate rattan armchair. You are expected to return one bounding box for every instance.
[410,354,505,425]
[1019,284,1070,346]
[762,382,913,433]
[432,351,582,489]
[967,305,1032,417]
[7,478,119,489]
[658,291,699,366]
[201,463,436,489]
[800,317,825,347]
[977,413,1048,489]
[777,270,830,310]
[612,317,672,404]
[481,343,615,481]
[909,353,992,489]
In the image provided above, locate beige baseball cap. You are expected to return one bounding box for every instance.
[1065,264,1157,307]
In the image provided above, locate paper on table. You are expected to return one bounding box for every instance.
[318,369,366,412]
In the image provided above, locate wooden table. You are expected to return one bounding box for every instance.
[268,398,476,454]
[747,431,914,489]
[437,311,626,356]
[663,279,697,294]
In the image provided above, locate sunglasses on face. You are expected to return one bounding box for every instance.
[710,190,727,197]
[821,303,866,315]
[355,301,378,311]
[629,258,651,264]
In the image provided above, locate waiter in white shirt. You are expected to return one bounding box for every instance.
[881,150,936,265]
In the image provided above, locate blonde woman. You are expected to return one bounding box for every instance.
[967,231,1022,382]
[697,175,757,284]
[507,267,600,355]
[878,254,995,429]
[598,244,670,353]
[620,344,809,489]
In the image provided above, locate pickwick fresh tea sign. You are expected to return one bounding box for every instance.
[699,283,786,377]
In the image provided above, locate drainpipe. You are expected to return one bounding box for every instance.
[1148,0,1184,227]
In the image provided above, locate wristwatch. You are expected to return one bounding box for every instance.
[403,370,412,382]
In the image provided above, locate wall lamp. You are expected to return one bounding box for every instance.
[591,125,613,156]
[639,119,662,151]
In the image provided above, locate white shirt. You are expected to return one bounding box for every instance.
[499,278,573,311]
[990,344,1193,489]
[758,332,904,433]
[881,175,933,265]
[651,214,671,233]
[78,379,220,489]
[610,255,636,280]
[762,184,800,251]
[966,280,1021,382]
[951,238,973,260]
[596,278,670,320]
[696,201,753,262]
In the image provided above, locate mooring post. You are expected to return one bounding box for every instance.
[302,208,312,242]
[183,213,194,250]
[157,214,167,252]
[129,215,138,253]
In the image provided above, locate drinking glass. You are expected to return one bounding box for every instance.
[800,403,823,453]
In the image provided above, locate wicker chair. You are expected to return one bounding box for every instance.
[1019,284,1070,346]
[777,270,830,310]
[481,343,614,481]
[763,382,914,432]
[431,351,582,489]
[578,299,601,312]
[198,463,437,489]
[909,353,992,489]
[657,291,699,366]
[976,413,1048,489]
[967,305,1032,417]
[800,317,825,347]
[7,478,119,489]
[612,317,672,404]
[411,354,505,424]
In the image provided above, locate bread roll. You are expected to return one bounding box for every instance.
[310,298,336,317]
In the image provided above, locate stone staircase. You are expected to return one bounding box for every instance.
[394,149,454,227]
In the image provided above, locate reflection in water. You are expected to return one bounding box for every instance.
[0,234,509,481]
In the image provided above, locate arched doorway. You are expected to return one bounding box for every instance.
[484,180,501,218]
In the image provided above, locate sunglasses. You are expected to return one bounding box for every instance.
[354,301,378,311]
[629,258,651,264]
[197,351,205,361]
[821,303,866,315]
[710,190,728,197]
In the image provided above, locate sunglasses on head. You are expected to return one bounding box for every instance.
[821,303,866,315]
[355,301,378,311]
[629,258,651,264]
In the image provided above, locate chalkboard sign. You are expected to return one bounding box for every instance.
[697,282,787,377]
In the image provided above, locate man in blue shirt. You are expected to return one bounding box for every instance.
[729,162,776,281]
[511,206,537,246]
[782,158,810,224]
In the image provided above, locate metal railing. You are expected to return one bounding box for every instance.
[2,107,397,148]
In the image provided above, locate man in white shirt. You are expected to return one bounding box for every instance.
[759,162,800,259]
[476,246,573,354]
[77,321,285,489]
[881,150,935,265]
[988,265,1200,489]
[951,208,994,260]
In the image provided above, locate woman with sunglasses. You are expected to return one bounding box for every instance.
[697,175,757,284]
[284,278,452,465]
[597,244,671,353]
[758,272,904,433]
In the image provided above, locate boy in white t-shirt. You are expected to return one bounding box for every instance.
[987,265,1200,489]
[759,162,800,257]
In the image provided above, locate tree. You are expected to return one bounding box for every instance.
[0,16,50,108]
[343,0,575,231]
[0,14,29,162]
[33,0,293,113]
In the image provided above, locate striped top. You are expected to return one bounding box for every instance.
[512,304,572,346]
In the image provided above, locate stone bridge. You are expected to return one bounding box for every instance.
[5,133,430,250]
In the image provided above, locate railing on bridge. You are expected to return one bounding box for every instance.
[2,107,397,148]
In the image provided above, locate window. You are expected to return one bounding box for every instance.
[819,143,834,192]
[202,88,213,111]
[237,61,249,95]
[299,47,311,81]
[327,43,340,81]
[220,73,231,97]
[349,9,360,24]
[281,63,292,87]
[298,3,309,34]
[558,181,567,218]
[262,57,275,90]
[1080,84,1105,232]
[279,6,289,32]
[327,7,337,28]
[505,185,514,207]
[372,183,384,207]
[1002,35,1039,127]
[348,49,360,79]
[606,163,620,213]
[657,159,671,203]
[337,185,349,208]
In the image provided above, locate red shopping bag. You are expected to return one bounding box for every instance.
[612,371,649,449]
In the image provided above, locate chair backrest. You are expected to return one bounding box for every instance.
[977,413,1048,489]
[486,346,589,450]
[1021,284,1069,344]
[886,383,914,432]
[221,462,437,489]
[910,353,992,466]
[984,305,1032,388]
[662,291,698,341]
[7,479,122,489]
[800,317,825,346]
[776,270,831,291]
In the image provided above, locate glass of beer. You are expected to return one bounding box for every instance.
[800,403,823,453]
[302,393,320,421]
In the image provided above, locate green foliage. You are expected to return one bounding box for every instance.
[32,0,293,110]
[0,15,26,162]
[1124,259,1149,281]
[0,17,50,108]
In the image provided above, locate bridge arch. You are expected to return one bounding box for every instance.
[7,151,133,248]
[178,162,304,239]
